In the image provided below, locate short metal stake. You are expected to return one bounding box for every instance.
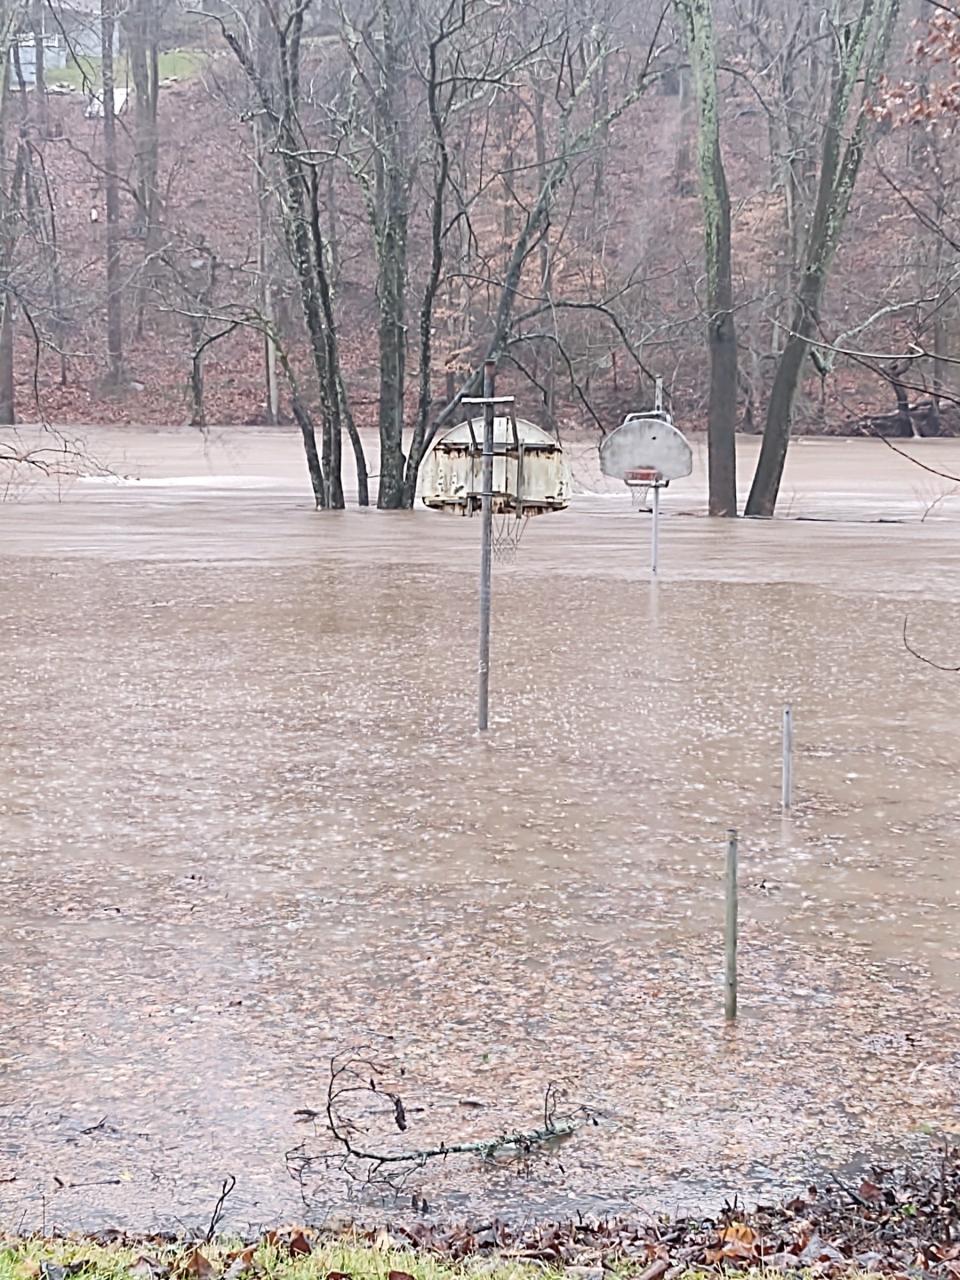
[725,828,739,1021]
[782,704,793,812]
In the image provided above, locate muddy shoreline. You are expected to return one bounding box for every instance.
[4,1144,960,1277]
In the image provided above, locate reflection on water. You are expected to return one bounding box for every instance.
[1,428,959,1232]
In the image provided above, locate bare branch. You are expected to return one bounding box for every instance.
[903,617,960,671]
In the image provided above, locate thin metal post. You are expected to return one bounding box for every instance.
[781,704,793,811]
[478,359,496,732]
[650,482,660,576]
[725,828,738,1021]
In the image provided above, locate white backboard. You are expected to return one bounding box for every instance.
[599,414,693,482]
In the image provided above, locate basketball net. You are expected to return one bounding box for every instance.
[628,482,653,512]
[492,510,529,563]
[624,467,661,513]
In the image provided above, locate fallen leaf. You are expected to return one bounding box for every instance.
[181,1251,217,1280]
[720,1222,758,1245]
[288,1234,312,1257]
[388,1271,416,1280]
[223,1249,256,1280]
[130,1258,167,1280]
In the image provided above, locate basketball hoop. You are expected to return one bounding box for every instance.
[598,383,693,578]
[419,377,570,731]
[624,466,663,512]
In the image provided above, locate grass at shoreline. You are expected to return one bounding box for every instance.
[1,1239,564,1280]
[0,1237,883,1280]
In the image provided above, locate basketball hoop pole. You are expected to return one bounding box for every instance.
[478,359,496,731]
[651,483,660,576]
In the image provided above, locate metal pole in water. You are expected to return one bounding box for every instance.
[725,827,739,1021]
[781,704,793,811]
[478,359,496,732]
[650,482,660,576]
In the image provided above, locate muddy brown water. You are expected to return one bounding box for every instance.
[2,427,959,1234]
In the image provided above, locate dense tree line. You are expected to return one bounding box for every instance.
[0,0,957,511]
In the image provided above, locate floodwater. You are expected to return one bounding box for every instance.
[2,426,960,1235]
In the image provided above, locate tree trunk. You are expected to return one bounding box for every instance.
[127,0,161,338]
[254,2,278,424]
[890,361,914,435]
[532,86,556,423]
[188,317,205,426]
[373,0,408,509]
[30,0,45,134]
[101,0,123,386]
[255,132,279,424]
[680,0,738,516]
[376,243,407,506]
[291,398,325,507]
[402,21,449,507]
[0,34,14,425]
[0,295,14,424]
[31,140,68,385]
[745,0,900,516]
[746,280,816,514]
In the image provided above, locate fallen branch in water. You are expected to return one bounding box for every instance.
[903,616,960,672]
[286,1049,592,1206]
[325,1116,579,1168]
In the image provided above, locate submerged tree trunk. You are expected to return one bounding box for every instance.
[372,0,409,509]
[679,0,737,516]
[745,0,900,516]
[401,18,449,508]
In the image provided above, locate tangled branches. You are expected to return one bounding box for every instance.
[286,1048,595,1208]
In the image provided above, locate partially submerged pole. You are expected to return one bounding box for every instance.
[725,828,738,1021]
[650,482,660,576]
[478,359,496,732]
[781,704,793,812]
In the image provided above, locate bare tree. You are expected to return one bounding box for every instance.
[678,0,737,516]
[745,0,902,516]
[212,0,665,508]
[125,0,164,337]
[336,0,411,507]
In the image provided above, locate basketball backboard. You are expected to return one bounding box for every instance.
[599,413,693,483]
[419,416,570,516]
